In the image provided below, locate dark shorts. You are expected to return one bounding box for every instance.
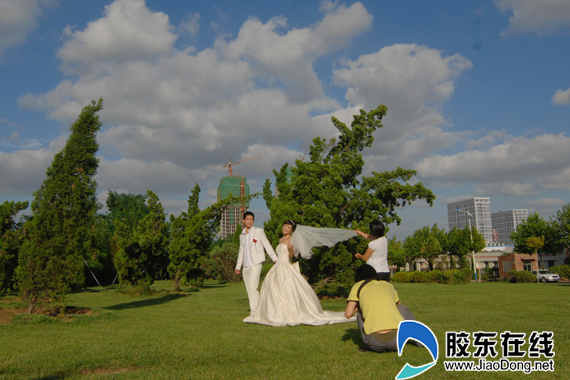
[357,304,416,353]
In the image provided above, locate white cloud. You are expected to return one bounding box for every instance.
[0,0,54,56]
[496,0,570,37]
[334,44,472,110]
[552,88,570,105]
[332,44,472,171]
[57,0,176,74]
[416,133,570,194]
[525,197,566,209]
[466,130,506,149]
[180,12,200,37]
[96,157,214,196]
[220,1,372,103]
[18,0,373,185]
[474,181,537,196]
[540,167,570,191]
[0,148,54,193]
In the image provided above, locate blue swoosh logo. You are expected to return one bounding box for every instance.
[395,320,439,379]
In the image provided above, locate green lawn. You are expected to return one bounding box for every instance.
[0,281,568,379]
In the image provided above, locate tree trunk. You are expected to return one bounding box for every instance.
[173,269,181,291]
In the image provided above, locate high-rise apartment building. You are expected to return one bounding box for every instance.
[217,176,250,239]
[447,197,493,244]
[491,209,529,245]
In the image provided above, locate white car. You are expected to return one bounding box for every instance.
[531,270,560,283]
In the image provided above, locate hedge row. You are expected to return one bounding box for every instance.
[391,268,474,285]
[549,265,570,280]
[506,270,536,283]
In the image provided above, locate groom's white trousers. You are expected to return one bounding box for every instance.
[242,263,262,312]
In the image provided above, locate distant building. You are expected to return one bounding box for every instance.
[447,197,493,244]
[491,209,529,245]
[217,176,250,239]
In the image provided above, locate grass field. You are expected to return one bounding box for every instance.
[0,280,568,379]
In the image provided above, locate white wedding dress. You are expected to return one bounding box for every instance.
[243,244,355,327]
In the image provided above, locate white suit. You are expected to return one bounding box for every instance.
[236,226,277,312]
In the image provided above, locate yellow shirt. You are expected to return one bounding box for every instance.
[347,280,404,335]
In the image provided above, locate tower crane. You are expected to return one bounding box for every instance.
[223,155,261,176]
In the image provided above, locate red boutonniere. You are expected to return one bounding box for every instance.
[253,239,258,243]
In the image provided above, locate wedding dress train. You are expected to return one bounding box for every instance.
[244,244,355,327]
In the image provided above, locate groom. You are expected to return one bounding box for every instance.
[235,211,277,313]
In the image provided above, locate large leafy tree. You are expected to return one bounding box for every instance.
[114,190,169,293]
[262,106,435,288]
[403,224,446,271]
[0,201,29,294]
[445,227,469,269]
[168,184,230,291]
[387,236,409,271]
[446,226,486,269]
[511,213,560,269]
[551,203,570,257]
[16,99,103,312]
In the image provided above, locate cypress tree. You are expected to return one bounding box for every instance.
[16,99,103,312]
[0,201,29,295]
[168,184,228,291]
[114,190,169,293]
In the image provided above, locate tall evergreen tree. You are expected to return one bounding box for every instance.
[0,201,29,295]
[168,184,231,291]
[106,191,150,229]
[263,106,435,289]
[16,99,103,312]
[114,190,169,293]
[87,191,150,286]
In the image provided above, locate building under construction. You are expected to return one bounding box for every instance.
[217,176,250,239]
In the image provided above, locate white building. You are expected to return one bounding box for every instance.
[447,197,493,244]
[491,209,529,245]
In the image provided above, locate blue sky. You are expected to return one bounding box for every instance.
[1,0,569,240]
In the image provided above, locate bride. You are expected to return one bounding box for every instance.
[243,220,356,327]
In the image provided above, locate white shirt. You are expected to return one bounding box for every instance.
[367,236,389,273]
[242,228,254,267]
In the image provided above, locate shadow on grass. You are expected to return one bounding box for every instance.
[342,328,367,350]
[201,283,230,289]
[103,293,190,311]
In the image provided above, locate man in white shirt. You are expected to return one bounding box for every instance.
[235,212,277,313]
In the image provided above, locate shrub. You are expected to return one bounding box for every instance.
[441,269,470,285]
[392,272,410,283]
[442,270,454,284]
[453,269,470,284]
[460,267,474,281]
[507,270,536,283]
[408,271,428,283]
[549,265,570,280]
[314,279,348,298]
[203,242,240,283]
[484,267,499,279]
[427,270,444,283]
